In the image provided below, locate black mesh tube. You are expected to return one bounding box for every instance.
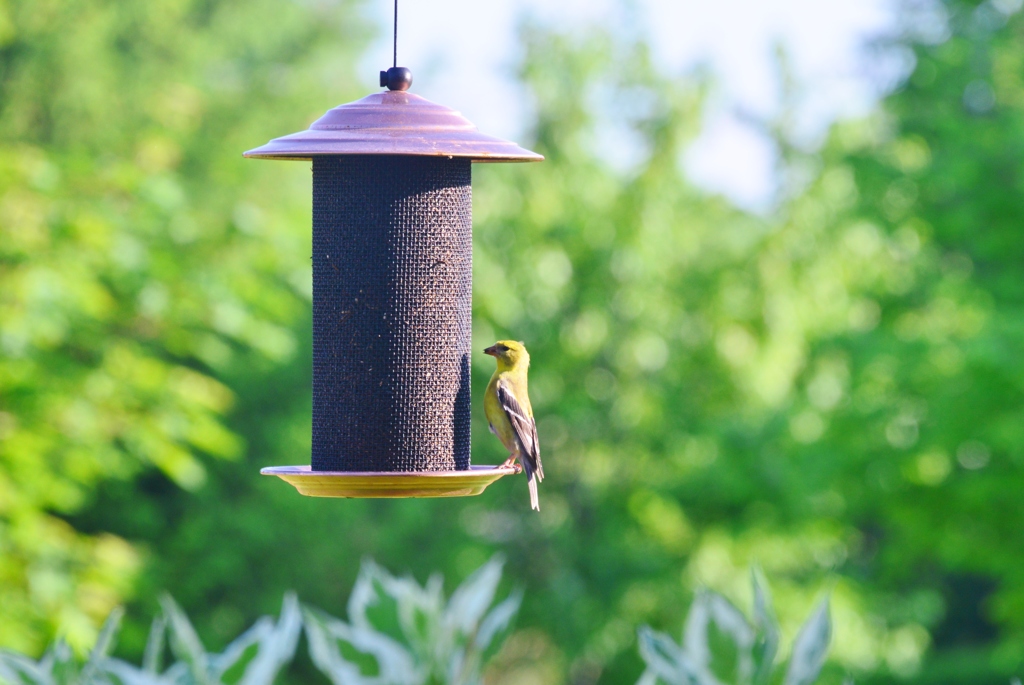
[311,156,472,472]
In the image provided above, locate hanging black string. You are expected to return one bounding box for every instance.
[380,0,411,90]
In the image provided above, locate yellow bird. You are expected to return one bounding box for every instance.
[484,340,544,511]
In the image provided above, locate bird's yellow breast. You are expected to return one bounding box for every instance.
[484,374,515,451]
[484,370,532,454]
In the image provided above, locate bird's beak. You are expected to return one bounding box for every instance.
[483,345,498,357]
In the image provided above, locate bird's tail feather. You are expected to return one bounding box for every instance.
[527,473,539,511]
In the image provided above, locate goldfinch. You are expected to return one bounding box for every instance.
[484,340,544,511]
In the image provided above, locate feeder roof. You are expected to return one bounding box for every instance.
[244,90,543,163]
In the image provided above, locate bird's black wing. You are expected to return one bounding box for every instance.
[496,379,543,482]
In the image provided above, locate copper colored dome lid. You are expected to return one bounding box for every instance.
[244,90,543,163]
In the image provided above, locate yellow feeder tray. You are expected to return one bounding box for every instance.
[261,464,518,499]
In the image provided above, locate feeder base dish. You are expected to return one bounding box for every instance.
[260,464,516,498]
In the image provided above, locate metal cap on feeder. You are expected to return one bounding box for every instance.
[248,64,542,498]
[244,70,542,162]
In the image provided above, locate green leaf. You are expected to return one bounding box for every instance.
[380,571,444,661]
[99,660,170,685]
[783,596,831,685]
[237,594,302,685]
[142,617,167,676]
[305,558,517,685]
[81,608,124,684]
[210,618,268,683]
[636,626,706,685]
[474,589,523,654]
[92,608,124,662]
[159,595,209,685]
[46,641,76,685]
[683,590,754,685]
[302,607,419,685]
[751,569,780,685]
[346,561,385,633]
[0,651,51,685]
[444,555,505,635]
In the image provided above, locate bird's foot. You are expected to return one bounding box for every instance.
[501,456,522,474]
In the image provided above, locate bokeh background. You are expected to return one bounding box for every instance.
[1,0,1023,683]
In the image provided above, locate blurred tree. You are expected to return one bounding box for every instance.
[798,1,1024,680]
[0,0,369,654]
[5,0,1024,685]
[74,21,901,685]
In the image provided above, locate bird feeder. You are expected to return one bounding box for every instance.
[249,66,542,498]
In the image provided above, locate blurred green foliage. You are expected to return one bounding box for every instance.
[0,557,518,685]
[637,570,832,685]
[0,0,369,653]
[304,555,520,685]
[0,593,301,685]
[2,0,1024,684]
